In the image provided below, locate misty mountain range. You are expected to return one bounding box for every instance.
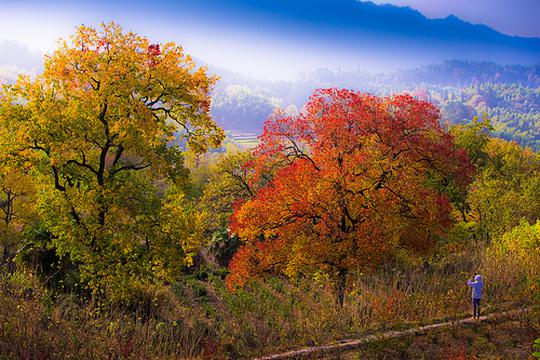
[2,1,540,77]
[1,0,539,147]
[171,0,540,72]
[211,61,539,136]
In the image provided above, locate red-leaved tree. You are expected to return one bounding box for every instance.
[227,89,474,305]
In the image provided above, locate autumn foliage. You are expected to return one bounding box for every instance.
[0,23,223,299]
[227,89,474,303]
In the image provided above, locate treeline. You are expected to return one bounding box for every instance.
[435,82,540,149]
[211,61,540,149]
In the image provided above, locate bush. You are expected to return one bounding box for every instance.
[493,219,540,257]
[0,271,221,359]
[109,282,181,321]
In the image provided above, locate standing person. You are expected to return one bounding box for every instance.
[467,274,483,319]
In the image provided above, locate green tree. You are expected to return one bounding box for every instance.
[493,219,540,257]
[199,150,254,237]
[198,151,254,266]
[468,138,540,240]
[448,115,492,221]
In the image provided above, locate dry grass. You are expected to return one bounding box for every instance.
[0,246,538,359]
[342,309,540,359]
[210,246,539,357]
[0,273,221,359]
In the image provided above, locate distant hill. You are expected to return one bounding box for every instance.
[0,41,538,149]
[0,41,43,84]
[178,0,540,73]
[210,61,540,149]
[378,61,540,87]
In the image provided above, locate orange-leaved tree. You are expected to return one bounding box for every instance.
[227,89,474,305]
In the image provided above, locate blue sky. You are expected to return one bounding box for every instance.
[1,0,539,80]
[370,0,540,38]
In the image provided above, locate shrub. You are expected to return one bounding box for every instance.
[493,219,540,257]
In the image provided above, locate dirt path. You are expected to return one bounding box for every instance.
[255,308,529,360]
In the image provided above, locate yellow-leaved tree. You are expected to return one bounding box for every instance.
[0,22,223,299]
[0,163,38,271]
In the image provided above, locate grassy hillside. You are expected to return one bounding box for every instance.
[1,244,538,359]
[343,312,539,359]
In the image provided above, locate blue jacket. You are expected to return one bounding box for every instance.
[467,275,483,299]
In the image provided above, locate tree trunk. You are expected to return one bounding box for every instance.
[334,268,347,307]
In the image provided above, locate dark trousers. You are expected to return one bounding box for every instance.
[472,298,481,318]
